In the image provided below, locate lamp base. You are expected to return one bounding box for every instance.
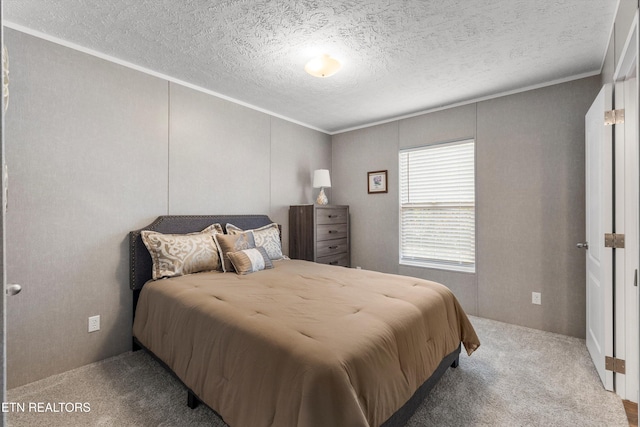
[316,187,328,205]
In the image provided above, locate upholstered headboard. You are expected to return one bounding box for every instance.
[129,214,276,291]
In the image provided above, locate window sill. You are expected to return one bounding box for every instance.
[399,259,475,274]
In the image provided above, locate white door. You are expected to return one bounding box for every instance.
[584,84,614,391]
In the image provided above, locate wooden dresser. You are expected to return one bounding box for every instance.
[289,205,350,267]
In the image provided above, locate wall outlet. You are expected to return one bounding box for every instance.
[88,315,100,333]
[532,292,541,305]
[356,266,362,270]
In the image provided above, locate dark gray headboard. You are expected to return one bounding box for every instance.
[129,214,275,291]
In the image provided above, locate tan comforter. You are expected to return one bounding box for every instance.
[133,260,479,427]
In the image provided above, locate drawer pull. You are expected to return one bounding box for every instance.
[328,215,340,218]
[329,261,339,265]
[328,230,338,234]
[329,245,338,249]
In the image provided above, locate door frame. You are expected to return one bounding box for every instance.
[612,10,639,402]
[1,4,7,425]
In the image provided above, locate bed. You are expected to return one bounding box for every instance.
[130,214,480,427]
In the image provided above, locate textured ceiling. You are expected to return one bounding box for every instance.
[4,0,617,133]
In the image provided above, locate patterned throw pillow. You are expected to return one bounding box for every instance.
[227,246,274,275]
[214,232,256,272]
[226,223,285,260]
[141,223,223,280]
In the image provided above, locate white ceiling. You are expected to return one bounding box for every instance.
[4,0,617,134]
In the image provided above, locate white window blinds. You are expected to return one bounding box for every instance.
[399,140,475,272]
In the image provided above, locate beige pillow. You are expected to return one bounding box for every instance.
[141,223,223,280]
[214,232,256,272]
[226,223,285,260]
[227,246,273,275]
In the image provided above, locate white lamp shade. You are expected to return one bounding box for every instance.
[313,169,331,188]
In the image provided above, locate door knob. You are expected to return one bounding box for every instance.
[6,284,21,296]
[576,242,589,249]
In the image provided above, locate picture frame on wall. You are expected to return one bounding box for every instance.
[367,170,388,194]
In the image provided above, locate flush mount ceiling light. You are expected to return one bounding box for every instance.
[304,54,342,78]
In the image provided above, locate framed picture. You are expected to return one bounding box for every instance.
[368,170,388,194]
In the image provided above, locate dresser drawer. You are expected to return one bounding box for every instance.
[317,252,349,267]
[316,208,348,225]
[316,223,348,241]
[316,238,348,258]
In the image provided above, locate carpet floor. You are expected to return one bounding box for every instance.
[7,316,629,426]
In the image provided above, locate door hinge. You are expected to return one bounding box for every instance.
[605,356,626,374]
[604,109,625,125]
[604,233,625,248]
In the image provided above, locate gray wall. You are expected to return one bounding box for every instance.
[270,118,333,254]
[332,76,601,337]
[4,29,331,388]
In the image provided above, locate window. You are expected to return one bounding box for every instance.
[399,140,475,272]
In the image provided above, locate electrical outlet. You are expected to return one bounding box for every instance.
[532,292,541,305]
[88,315,100,333]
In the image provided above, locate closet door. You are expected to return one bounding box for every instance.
[584,84,614,391]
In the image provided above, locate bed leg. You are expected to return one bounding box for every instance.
[450,356,459,368]
[187,390,200,409]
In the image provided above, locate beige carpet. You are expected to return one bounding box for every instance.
[7,316,629,426]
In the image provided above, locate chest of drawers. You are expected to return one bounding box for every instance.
[289,205,350,267]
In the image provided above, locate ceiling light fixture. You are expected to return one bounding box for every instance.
[304,54,342,78]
